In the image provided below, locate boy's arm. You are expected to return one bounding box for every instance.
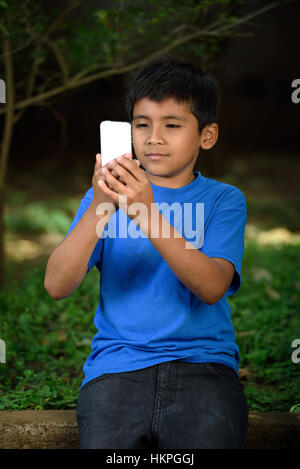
[44,201,113,300]
[100,156,241,305]
[140,207,235,305]
[44,153,118,300]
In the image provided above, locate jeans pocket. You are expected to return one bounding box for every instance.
[205,363,245,394]
[80,373,111,392]
[76,374,111,421]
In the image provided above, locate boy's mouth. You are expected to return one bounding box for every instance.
[145,153,168,160]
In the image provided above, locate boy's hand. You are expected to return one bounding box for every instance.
[99,155,154,220]
[91,153,118,212]
[91,153,140,212]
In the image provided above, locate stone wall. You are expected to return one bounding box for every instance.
[0,411,299,449]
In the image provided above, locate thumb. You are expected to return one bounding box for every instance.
[96,153,102,168]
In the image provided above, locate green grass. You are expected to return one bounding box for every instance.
[230,241,300,412]
[0,264,98,410]
[0,162,300,412]
[4,192,79,235]
[246,196,300,232]
[0,241,299,411]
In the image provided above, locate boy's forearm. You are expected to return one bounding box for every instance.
[44,202,113,300]
[139,205,226,305]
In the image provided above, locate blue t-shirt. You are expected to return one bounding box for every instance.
[66,170,247,388]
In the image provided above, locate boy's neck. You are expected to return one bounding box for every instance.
[146,171,196,189]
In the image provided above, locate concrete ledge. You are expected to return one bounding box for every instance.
[0,411,300,449]
[0,410,79,449]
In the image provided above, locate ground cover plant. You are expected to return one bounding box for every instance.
[0,155,299,411]
[0,240,299,411]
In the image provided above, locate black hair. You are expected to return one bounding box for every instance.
[125,55,220,133]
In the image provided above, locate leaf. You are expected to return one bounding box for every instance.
[290,403,300,413]
[96,9,108,21]
[0,21,9,35]
[265,286,281,301]
[250,266,273,282]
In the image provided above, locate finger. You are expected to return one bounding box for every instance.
[98,165,124,179]
[96,153,102,168]
[120,153,132,160]
[111,169,120,179]
[95,166,104,178]
[103,167,128,192]
[101,169,114,189]
[103,154,131,167]
[116,156,143,182]
[111,168,127,184]
[105,166,127,185]
[98,178,119,202]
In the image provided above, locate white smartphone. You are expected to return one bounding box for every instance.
[100,120,132,166]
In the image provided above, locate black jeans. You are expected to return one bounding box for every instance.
[76,360,249,449]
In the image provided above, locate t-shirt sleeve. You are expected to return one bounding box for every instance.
[65,187,102,273]
[200,186,247,296]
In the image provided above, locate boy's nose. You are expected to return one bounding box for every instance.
[146,127,164,145]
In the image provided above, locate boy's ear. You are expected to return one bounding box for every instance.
[199,123,218,150]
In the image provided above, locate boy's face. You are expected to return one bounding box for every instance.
[132,97,217,188]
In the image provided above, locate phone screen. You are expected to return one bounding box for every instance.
[100,121,132,166]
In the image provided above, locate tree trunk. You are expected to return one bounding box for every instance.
[0,188,5,287]
[0,39,15,287]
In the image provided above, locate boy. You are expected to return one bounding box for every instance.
[44,56,248,449]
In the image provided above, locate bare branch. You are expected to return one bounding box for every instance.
[0,1,280,117]
[20,2,70,85]
[70,62,121,82]
[165,24,194,41]
[45,0,81,37]
[7,0,81,125]
[211,1,279,35]
[0,37,34,59]
[0,39,15,190]
[221,32,254,38]
[36,72,62,93]
[31,0,79,83]
[42,37,69,83]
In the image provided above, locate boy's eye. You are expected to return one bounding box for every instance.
[135,123,180,128]
[136,123,148,128]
